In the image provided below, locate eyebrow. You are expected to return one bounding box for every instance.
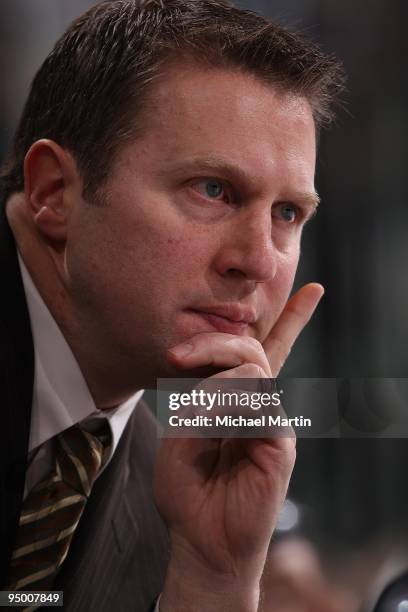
[293,191,321,210]
[158,154,320,210]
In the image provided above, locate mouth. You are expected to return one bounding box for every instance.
[185,304,256,335]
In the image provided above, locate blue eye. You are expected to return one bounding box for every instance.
[280,204,297,223]
[204,179,224,198]
[193,179,226,200]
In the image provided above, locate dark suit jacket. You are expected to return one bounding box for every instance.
[0,200,170,610]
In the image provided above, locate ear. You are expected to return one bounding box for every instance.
[24,139,80,244]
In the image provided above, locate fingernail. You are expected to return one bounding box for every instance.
[169,343,194,358]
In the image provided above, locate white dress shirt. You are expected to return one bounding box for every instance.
[17,252,143,494]
[18,253,161,610]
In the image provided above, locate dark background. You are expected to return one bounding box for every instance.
[1,0,407,603]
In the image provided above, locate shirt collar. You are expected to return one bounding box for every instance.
[17,252,142,453]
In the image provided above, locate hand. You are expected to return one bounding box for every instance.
[154,283,324,611]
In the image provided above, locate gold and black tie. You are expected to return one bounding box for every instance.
[6,418,112,593]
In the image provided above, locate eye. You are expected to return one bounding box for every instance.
[275,203,299,224]
[192,178,230,202]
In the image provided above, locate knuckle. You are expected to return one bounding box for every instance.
[224,336,244,350]
[275,436,297,467]
[240,363,265,378]
[246,337,264,353]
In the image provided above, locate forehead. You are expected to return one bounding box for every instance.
[123,63,316,190]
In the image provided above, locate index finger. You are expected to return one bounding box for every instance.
[263,283,324,376]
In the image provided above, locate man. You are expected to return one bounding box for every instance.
[0,0,344,610]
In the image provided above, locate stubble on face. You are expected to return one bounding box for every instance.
[64,62,317,390]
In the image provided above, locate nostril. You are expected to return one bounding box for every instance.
[226,268,243,276]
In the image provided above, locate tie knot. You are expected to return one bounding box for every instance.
[56,418,112,497]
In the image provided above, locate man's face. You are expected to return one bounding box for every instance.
[65,64,317,386]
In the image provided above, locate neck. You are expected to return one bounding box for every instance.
[6,193,143,409]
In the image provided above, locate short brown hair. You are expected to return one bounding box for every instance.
[0,0,345,202]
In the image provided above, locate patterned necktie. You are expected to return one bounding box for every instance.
[6,418,112,592]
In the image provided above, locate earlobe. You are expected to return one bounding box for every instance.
[24,139,76,244]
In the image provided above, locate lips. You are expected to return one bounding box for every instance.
[186,304,256,335]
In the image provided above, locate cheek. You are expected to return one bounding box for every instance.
[108,228,215,313]
[142,233,210,284]
[133,206,215,274]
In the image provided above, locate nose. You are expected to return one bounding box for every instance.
[213,211,278,283]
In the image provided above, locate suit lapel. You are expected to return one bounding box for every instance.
[0,199,34,584]
[0,199,169,603]
[54,400,170,611]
